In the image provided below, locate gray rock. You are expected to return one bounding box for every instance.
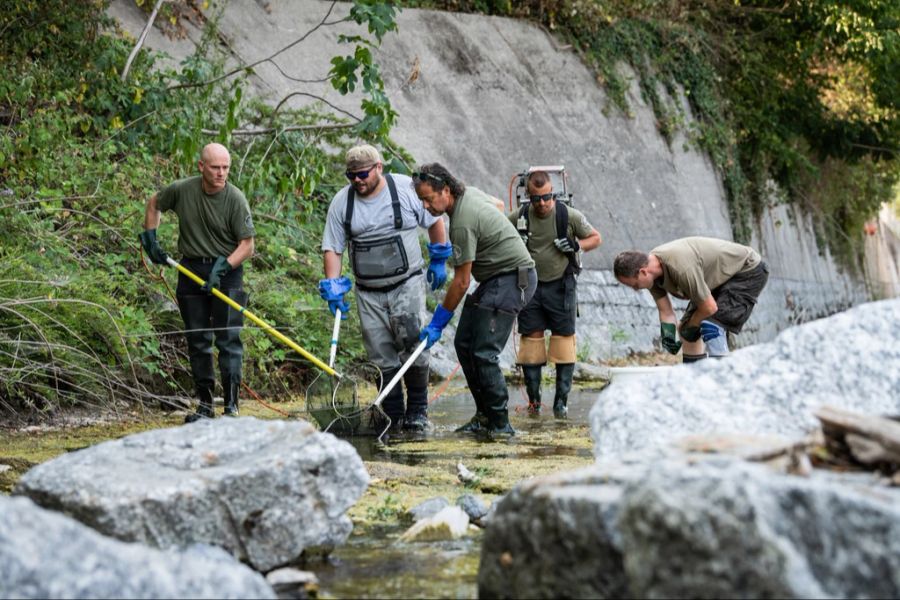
[14,417,369,572]
[573,362,612,383]
[399,506,470,543]
[618,457,900,599]
[591,298,900,460]
[0,496,275,599]
[478,465,635,599]
[407,496,450,522]
[456,493,490,522]
[265,567,318,600]
[479,457,900,599]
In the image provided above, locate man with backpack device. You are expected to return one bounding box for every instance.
[509,170,601,418]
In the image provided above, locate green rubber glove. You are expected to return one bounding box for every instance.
[680,324,701,343]
[660,322,682,355]
[202,256,232,293]
[138,229,169,265]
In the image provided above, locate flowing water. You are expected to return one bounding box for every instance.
[312,385,604,599]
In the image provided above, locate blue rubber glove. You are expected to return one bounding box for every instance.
[426,242,453,292]
[700,320,724,342]
[138,229,169,265]
[318,277,352,319]
[419,304,453,349]
[202,256,232,293]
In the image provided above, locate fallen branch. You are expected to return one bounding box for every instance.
[815,405,900,465]
[202,123,357,136]
[121,0,165,83]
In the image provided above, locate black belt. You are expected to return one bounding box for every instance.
[356,269,422,293]
[183,257,219,264]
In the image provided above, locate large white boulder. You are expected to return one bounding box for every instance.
[15,417,369,572]
[0,496,275,599]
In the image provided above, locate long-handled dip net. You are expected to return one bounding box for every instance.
[168,258,357,418]
[304,308,362,434]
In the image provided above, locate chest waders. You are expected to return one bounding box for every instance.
[345,174,411,288]
[345,176,431,432]
[177,258,247,422]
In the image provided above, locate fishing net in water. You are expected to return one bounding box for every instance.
[305,362,393,436]
[305,368,360,435]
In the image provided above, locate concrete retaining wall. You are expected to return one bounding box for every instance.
[110,0,897,359]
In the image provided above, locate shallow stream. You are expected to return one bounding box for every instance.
[312,386,603,599]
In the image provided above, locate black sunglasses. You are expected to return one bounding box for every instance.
[345,167,375,181]
[529,193,554,204]
[411,171,443,185]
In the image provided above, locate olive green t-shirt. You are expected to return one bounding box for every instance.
[156,176,255,259]
[649,236,761,304]
[507,203,594,282]
[449,187,534,282]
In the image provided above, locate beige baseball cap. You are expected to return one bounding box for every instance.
[345,144,383,170]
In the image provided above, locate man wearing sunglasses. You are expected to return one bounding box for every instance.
[414,163,537,437]
[508,171,601,418]
[319,145,449,432]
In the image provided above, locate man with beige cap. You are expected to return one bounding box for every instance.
[140,143,255,423]
[319,145,449,432]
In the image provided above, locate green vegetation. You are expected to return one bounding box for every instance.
[2,0,896,420]
[0,0,402,420]
[402,0,899,266]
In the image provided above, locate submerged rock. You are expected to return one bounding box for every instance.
[0,496,275,599]
[407,496,451,522]
[456,493,490,524]
[591,298,900,460]
[400,506,470,543]
[14,417,369,572]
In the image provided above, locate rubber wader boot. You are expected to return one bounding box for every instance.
[472,307,517,436]
[184,387,215,423]
[223,376,240,417]
[453,300,488,433]
[376,367,406,432]
[553,363,575,419]
[403,365,432,432]
[178,294,215,392]
[456,412,488,433]
[522,365,543,415]
[683,352,708,364]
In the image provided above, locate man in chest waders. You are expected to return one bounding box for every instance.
[319,145,450,432]
[509,171,601,418]
[414,163,537,437]
[614,236,769,362]
[139,143,256,422]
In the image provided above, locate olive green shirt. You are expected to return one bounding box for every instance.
[156,176,255,259]
[449,187,534,282]
[507,203,594,282]
[649,236,762,304]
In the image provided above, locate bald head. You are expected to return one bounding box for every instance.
[198,143,231,194]
[201,143,230,164]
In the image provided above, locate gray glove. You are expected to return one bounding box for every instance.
[554,236,579,254]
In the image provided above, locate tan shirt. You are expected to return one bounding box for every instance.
[649,237,761,304]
